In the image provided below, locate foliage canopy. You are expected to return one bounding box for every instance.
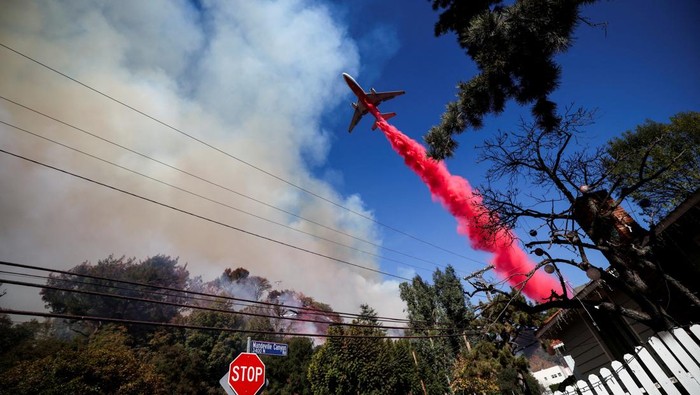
[425,0,598,159]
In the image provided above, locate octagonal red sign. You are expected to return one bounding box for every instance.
[228,352,266,395]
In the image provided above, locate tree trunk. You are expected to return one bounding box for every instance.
[573,190,674,330]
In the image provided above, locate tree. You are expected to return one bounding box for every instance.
[0,325,167,394]
[399,266,475,394]
[5,260,346,393]
[144,329,213,395]
[41,255,190,335]
[217,267,272,301]
[400,267,544,394]
[307,305,414,395]
[604,111,700,219]
[0,315,61,374]
[264,337,315,395]
[471,108,700,330]
[182,302,246,383]
[450,292,545,394]
[424,0,599,159]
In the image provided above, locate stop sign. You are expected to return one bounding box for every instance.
[228,352,266,395]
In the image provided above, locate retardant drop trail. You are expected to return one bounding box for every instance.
[370,111,563,301]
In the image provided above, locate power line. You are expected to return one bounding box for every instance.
[0,149,411,281]
[0,261,464,330]
[0,269,249,311]
[0,118,440,276]
[0,277,428,332]
[0,95,463,275]
[0,41,477,264]
[0,309,468,340]
[0,267,425,326]
[0,260,421,325]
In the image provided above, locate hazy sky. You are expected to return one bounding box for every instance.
[0,0,399,317]
[1,0,699,319]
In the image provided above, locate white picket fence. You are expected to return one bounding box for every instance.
[554,324,700,395]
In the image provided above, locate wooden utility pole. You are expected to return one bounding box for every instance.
[411,349,428,395]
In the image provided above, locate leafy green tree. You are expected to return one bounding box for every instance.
[425,0,598,159]
[144,329,214,395]
[183,304,246,383]
[401,267,546,394]
[307,305,414,395]
[0,315,62,374]
[452,340,542,395]
[41,255,190,335]
[400,266,474,393]
[0,325,167,394]
[451,341,501,394]
[453,292,545,394]
[264,336,315,395]
[605,111,700,218]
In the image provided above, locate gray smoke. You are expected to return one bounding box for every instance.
[0,0,406,320]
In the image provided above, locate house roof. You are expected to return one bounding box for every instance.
[535,279,604,338]
[654,188,700,235]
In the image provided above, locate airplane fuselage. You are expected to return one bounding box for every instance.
[342,73,371,113]
[342,73,366,101]
[342,73,404,133]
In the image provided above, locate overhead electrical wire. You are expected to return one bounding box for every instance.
[0,269,255,313]
[0,260,422,326]
[0,149,411,281]
[0,260,458,329]
[0,118,441,276]
[0,266,422,325]
[0,278,421,331]
[0,309,472,340]
[0,95,470,275]
[0,41,478,264]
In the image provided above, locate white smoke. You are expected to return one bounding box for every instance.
[0,0,406,320]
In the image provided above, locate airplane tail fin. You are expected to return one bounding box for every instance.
[372,112,397,130]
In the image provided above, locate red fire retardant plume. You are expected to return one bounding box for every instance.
[367,107,562,301]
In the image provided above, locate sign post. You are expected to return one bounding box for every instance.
[226,352,266,395]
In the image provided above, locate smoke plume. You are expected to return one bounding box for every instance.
[0,0,405,319]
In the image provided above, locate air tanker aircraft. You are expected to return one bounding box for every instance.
[342,73,405,133]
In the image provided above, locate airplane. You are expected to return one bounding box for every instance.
[342,73,405,133]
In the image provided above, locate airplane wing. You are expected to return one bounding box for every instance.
[366,90,405,106]
[348,107,365,133]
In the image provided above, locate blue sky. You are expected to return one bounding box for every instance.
[0,0,698,317]
[323,0,700,287]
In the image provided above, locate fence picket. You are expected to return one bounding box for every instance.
[588,373,609,395]
[575,380,592,393]
[624,353,662,395]
[635,346,681,394]
[598,367,626,395]
[611,360,644,395]
[689,324,700,341]
[543,327,700,395]
[673,327,700,365]
[660,330,700,379]
[648,334,700,393]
